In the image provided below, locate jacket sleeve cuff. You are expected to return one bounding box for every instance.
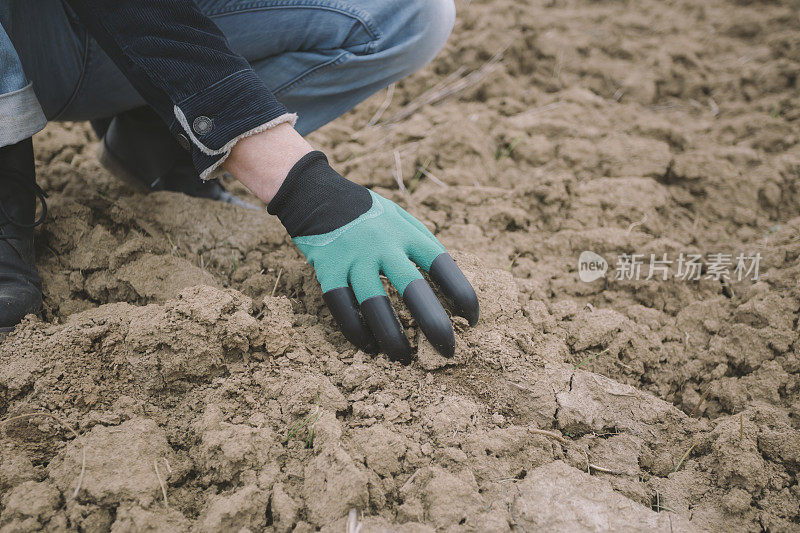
[194,112,297,180]
[168,69,298,180]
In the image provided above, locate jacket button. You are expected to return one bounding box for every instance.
[176,133,191,151]
[193,116,213,135]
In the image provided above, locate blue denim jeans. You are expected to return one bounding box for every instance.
[2,0,455,140]
[0,14,46,146]
[0,25,25,94]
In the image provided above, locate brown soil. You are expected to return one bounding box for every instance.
[2,0,800,531]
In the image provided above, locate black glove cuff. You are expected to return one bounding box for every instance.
[267,150,371,238]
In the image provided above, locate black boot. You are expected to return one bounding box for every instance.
[92,107,257,209]
[0,138,46,334]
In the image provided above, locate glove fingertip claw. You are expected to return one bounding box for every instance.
[361,295,413,364]
[323,288,379,354]
[385,340,414,364]
[429,253,480,327]
[404,279,456,358]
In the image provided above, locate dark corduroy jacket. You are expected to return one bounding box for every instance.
[65,0,295,179]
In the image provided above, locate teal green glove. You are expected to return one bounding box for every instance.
[293,190,446,302]
[268,151,479,362]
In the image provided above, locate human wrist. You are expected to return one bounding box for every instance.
[223,122,313,203]
[267,151,371,237]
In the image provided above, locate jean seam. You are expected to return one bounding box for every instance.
[206,1,382,42]
[50,26,90,121]
[273,51,349,96]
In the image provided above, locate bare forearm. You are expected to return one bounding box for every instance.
[223,124,313,204]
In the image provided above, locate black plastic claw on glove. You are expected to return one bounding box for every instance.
[321,252,479,363]
[428,253,480,326]
[403,278,455,358]
[323,287,379,355]
[361,295,414,364]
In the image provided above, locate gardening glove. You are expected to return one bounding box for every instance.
[268,151,479,363]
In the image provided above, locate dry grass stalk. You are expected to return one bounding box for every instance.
[653,490,677,513]
[509,101,565,121]
[588,463,623,475]
[271,268,283,297]
[574,347,610,370]
[530,428,570,445]
[356,66,467,136]
[366,83,396,128]
[690,384,713,417]
[419,167,448,188]
[343,137,420,166]
[708,97,719,117]
[385,44,508,124]
[408,66,467,109]
[393,150,408,196]
[508,381,528,392]
[153,459,169,507]
[673,442,696,473]
[346,508,363,533]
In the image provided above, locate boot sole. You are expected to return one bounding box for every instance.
[97,139,151,193]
